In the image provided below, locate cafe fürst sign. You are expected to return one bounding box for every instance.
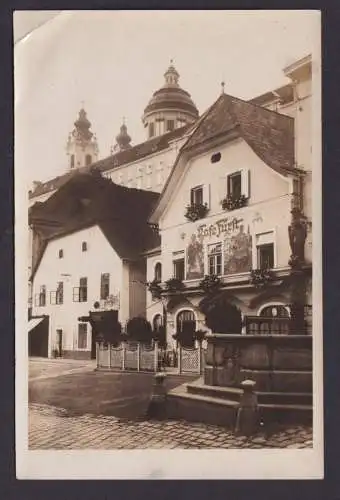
[196,216,244,239]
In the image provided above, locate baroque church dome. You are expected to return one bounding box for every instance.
[142,61,199,139]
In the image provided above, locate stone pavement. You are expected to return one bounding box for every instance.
[29,357,96,381]
[29,403,313,450]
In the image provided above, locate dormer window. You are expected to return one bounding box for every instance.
[82,241,87,252]
[58,249,64,259]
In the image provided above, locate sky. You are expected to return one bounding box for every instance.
[14,10,319,187]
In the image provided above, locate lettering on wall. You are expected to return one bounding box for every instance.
[197,217,242,239]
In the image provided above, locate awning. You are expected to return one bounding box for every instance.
[28,317,44,332]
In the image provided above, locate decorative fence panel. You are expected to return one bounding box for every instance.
[178,345,203,374]
[125,342,138,370]
[140,344,155,371]
[97,343,108,369]
[97,342,205,375]
[110,345,123,369]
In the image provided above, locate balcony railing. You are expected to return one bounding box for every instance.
[244,316,291,335]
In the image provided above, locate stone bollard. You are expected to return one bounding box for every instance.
[235,379,260,437]
[146,372,167,420]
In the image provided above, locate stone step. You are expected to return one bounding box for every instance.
[186,382,312,406]
[167,383,312,427]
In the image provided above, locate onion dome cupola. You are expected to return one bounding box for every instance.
[142,60,199,139]
[111,119,132,154]
[66,106,99,171]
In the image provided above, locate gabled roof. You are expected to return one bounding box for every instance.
[149,92,295,224]
[29,125,191,200]
[29,172,160,279]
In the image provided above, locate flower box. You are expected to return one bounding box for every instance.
[249,268,274,288]
[185,203,209,222]
[221,194,248,211]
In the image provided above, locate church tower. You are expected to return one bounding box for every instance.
[142,61,199,140]
[66,107,99,170]
[110,119,132,154]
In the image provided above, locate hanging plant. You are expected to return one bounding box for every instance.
[194,329,207,343]
[184,202,209,222]
[199,274,222,294]
[221,194,248,211]
[249,268,274,288]
[147,279,162,300]
[164,277,184,292]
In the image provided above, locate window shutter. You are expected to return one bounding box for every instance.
[241,169,250,198]
[218,176,228,200]
[203,184,211,208]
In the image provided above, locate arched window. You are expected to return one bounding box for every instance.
[259,305,289,318]
[85,154,92,166]
[153,314,163,332]
[154,262,162,282]
[176,310,196,347]
[259,304,290,335]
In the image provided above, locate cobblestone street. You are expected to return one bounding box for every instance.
[29,403,313,450]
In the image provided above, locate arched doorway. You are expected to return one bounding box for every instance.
[200,294,242,334]
[176,309,196,347]
[258,304,290,334]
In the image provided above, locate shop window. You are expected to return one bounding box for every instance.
[78,323,88,349]
[190,185,203,206]
[100,273,110,300]
[208,243,222,276]
[173,258,185,281]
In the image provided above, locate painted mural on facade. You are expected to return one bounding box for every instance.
[186,233,204,279]
[224,224,252,275]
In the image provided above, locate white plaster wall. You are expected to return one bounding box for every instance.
[159,138,292,281]
[146,253,163,327]
[32,225,124,356]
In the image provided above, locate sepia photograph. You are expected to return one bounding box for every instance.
[15,10,322,479]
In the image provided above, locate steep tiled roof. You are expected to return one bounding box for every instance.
[29,125,191,200]
[183,93,294,174]
[149,92,295,224]
[29,172,160,278]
